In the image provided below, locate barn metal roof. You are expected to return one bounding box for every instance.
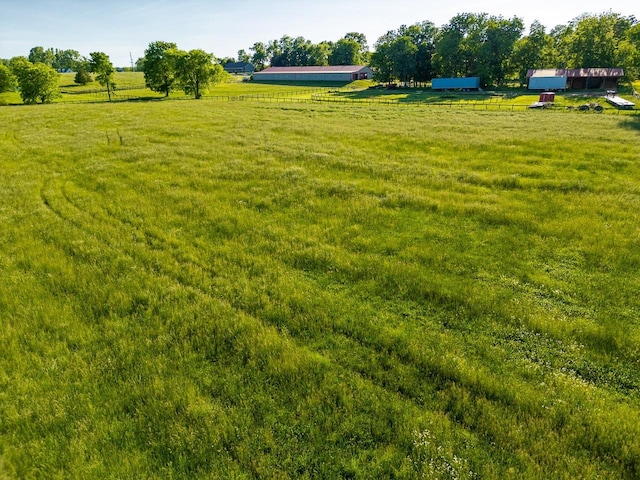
[224,62,253,69]
[527,68,624,78]
[255,65,371,74]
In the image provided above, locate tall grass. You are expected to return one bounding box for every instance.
[1,101,639,478]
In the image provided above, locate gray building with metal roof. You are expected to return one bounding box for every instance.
[253,65,373,82]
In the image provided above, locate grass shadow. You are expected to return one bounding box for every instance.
[124,96,165,103]
[620,113,640,132]
[329,87,517,105]
[250,80,350,88]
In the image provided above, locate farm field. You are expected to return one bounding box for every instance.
[1,100,640,479]
[318,85,640,112]
[0,72,339,105]
[2,72,638,113]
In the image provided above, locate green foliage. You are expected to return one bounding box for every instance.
[0,62,16,92]
[569,13,628,69]
[371,24,437,85]
[143,41,179,97]
[267,35,332,67]
[432,13,524,86]
[372,11,637,85]
[74,69,92,85]
[89,51,115,101]
[28,46,55,66]
[329,33,370,66]
[175,49,223,99]
[250,42,268,70]
[478,16,524,85]
[1,100,640,478]
[512,21,555,85]
[53,48,83,71]
[12,59,59,104]
[399,22,438,84]
[253,32,369,69]
[370,38,394,83]
[237,49,251,63]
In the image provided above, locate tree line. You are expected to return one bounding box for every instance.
[0,51,116,104]
[235,11,639,86]
[1,10,639,103]
[139,42,224,99]
[0,43,225,103]
[231,32,369,71]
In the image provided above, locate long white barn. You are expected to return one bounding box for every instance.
[253,65,373,82]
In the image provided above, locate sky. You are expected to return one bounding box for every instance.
[0,0,637,67]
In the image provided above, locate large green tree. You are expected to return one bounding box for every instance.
[329,38,361,65]
[53,49,82,71]
[329,33,369,66]
[549,23,574,68]
[370,31,397,83]
[619,23,640,80]
[568,13,625,67]
[398,22,438,85]
[143,41,179,97]
[28,46,55,66]
[370,30,420,84]
[432,13,481,78]
[250,42,268,70]
[568,13,639,81]
[89,51,115,101]
[478,16,524,85]
[0,62,16,93]
[237,49,251,63]
[266,35,330,66]
[12,58,59,104]
[512,21,555,85]
[175,49,223,99]
[344,32,369,56]
[432,13,523,86]
[389,36,418,85]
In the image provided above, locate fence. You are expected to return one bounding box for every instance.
[39,87,640,115]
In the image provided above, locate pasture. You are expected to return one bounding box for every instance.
[0,72,338,105]
[1,100,640,479]
[2,73,638,112]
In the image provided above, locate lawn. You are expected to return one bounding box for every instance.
[1,100,639,479]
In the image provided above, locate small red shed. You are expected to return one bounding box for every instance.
[539,92,555,103]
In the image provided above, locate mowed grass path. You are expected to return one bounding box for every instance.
[1,101,640,478]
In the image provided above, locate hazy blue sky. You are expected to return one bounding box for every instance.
[1,1,637,66]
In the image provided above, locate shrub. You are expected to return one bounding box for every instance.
[74,70,92,85]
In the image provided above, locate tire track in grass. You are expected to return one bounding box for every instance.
[37,173,640,477]
[38,175,471,411]
[35,173,493,476]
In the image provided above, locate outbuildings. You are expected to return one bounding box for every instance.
[253,65,373,82]
[431,77,481,91]
[527,68,624,91]
[224,62,255,74]
[527,74,567,91]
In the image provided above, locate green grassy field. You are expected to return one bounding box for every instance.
[318,85,639,112]
[1,100,640,479]
[2,72,638,111]
[0,72,340,105]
